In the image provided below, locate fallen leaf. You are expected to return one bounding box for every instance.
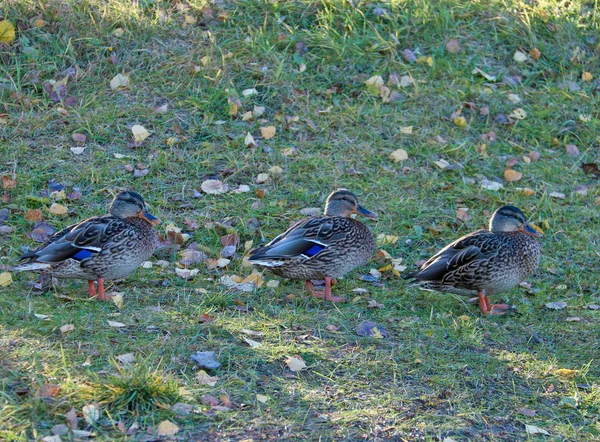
[456,208,471,222]
[504,169,522,182]
[195,370,218,386]
[256,173,269,184]
[0,272,12,287]
[48,203,68,215]
[244,132,255,147]
[201,394,219,406]
[111,293,124,309]
[157,420,179,436]
[171,402,193,416]
[110,74,129,90]
[389,149,408,162]
[72,133,86,143]
[565,144,580,156]
[555,368,578,378]
[364,75,384,91]
[131,125,150,142]
[260,126,276,139]
[545,301,567,310]
[39,383,60,397]
[445,38,460,53]
[581,72,593,82]
[201,179,229,194]
[65,408,78,429]
[242,88,258,96]
[256,394,269,403]
[480,180,503,191]
[517,407,536,417]
[402,49,417,63]
[60,324,75,333]
[285,355,307,372]
[509,108,527,120]
[507,93,521,104]
[190,351,221,370]
[565,317,582,322]
[399,126,413,134]
[416,56,433,66]
[525,424,549,436]
[70,147,86,155]
[472,68,496,82]
[530,48,541,60]
[513,50,528,62]
[356,321,388,338]
[82,404,100,425]
[107,320,126,328]
[269,165,283,174]
[434,159,451,170]
[550,192,566,199]
[116,353,135,364]
[242,337,262,348]
[0,20,16,44]
[529,151,540,161]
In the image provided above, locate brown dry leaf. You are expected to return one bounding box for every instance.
[260,126,276,139]
[156,420,179,436]
[72,133,86,143]
[582,163,599,177]
[445,38,460,53]
[60,324,75,333]
[530,48,541,60]
[521,187,536,196]
[25,209,42,222]
[456,208,471,222]
[2,175,16,189]
[39,383,61,398]
[504,169,522,182]
[285,355,307,372]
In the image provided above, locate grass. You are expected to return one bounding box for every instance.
[1,0,599,440]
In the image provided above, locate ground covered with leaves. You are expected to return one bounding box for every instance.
[1,0,599,440]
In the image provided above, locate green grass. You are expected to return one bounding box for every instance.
[1,0,599,440]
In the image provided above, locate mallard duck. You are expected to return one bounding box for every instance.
[14,191,160,301]
[406,205,541,315]
[249,189,378,302]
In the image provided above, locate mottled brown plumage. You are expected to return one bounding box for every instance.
[249,189,378,302]
[14,191,160,300]
[407,205,541,315]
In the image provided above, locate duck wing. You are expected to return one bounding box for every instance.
[249,216,347,262]
[19,215,131,264]
[413,230,499,282]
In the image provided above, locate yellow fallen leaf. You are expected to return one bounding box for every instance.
[112,28,124,37]
[364,75,384,90]
[504,169,522,182]
[131,125,150,142]
[157,420,179,436]
[111,293,124,309]
[49,203,68,215]
[530,48,541,60]
[184,14,197,25]
[228,102,238,115]
[260,126,276,139]
[33,18,46,28]
[555,368,578,378]
[399,126,413,134]
[110,73,129,90]
[256,173,269,184]
[509,108,527,120]
[0,20,16,44]
[582,72,593,82]
[0,272,12,287]
[389,149,408,162]
[416,56,433,66]
[453,116,467,127]
[376,234,399,245]
[285,355,307,372]
[269,165,283,174]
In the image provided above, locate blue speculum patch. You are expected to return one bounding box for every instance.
[72,249,94,261]
[304,244,325,257]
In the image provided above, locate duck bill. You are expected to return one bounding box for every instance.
[139,210,161,225]
[520,223,542,237]
[355,205,378,220]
